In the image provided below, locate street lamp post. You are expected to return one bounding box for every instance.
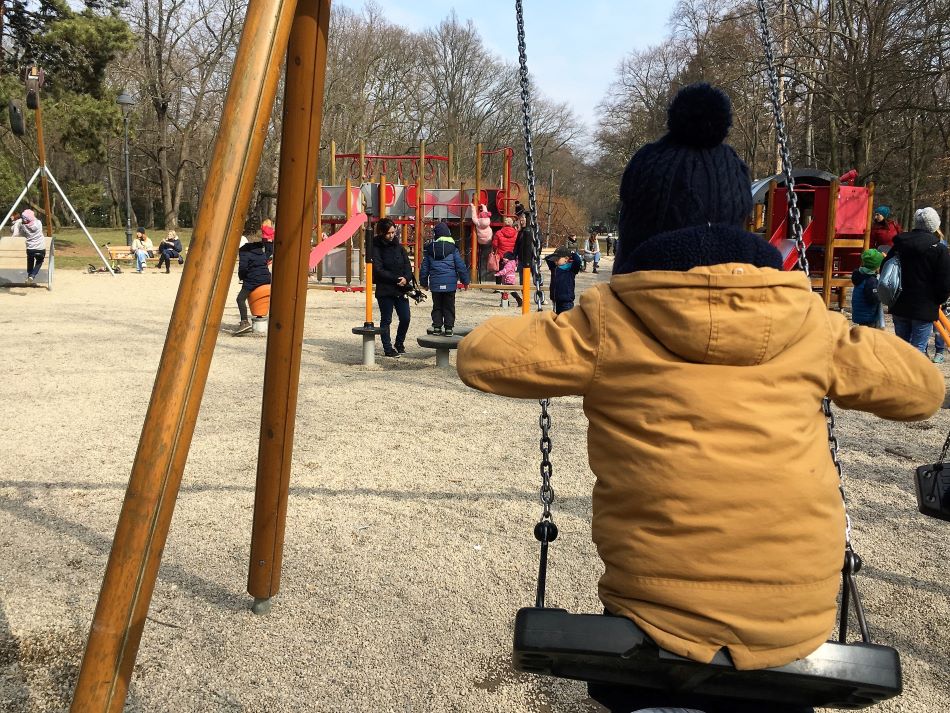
[116,91,135,247]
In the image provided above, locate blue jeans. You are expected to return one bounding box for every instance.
[135,249,148,271]
[893,317,933,354]
[376,294,410,351]
[26,248,46,278]
[554,300,574,314]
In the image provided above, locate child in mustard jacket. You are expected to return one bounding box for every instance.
[456,83,943,713]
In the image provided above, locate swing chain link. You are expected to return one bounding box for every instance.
[823,397,853,547]
[539,401,554,518]
[755,0,807,276]
[939,429,950,464]
[516,0,555,522]
[516,0,545,311]
[758,0,852,551]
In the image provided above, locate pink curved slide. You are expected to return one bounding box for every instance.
[309,212,368,270]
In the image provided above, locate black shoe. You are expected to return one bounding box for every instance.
[443,328,454,337]
[427,326,442,335]
[396,344,406,354]
[384,349,400,358]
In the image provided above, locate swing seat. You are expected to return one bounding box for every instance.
[513,608,901,709]
[913,462,950,521]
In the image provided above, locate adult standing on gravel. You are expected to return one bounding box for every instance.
[372,218,413,358]
[884,207,950,357]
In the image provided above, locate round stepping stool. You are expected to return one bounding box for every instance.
[416,327,471,368]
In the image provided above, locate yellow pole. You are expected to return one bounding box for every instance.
[345,176,353,285]
[329,139,336,185]
[315,180,323,281]
[358,139,366,182]
[521,267,531,315]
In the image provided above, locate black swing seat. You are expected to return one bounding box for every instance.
[513,608,901,709]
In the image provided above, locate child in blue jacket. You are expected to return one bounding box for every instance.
[850,249,884,328]
[545,246,582,313]
[420,223,469,336]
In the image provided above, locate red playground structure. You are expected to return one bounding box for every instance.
[753,169,875,307]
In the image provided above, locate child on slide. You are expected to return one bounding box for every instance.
[456,83,944,713]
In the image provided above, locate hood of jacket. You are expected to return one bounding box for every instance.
[426,237,458,260]
[610,263,814,366]
[239,241,265,255]
[893,228,941,255]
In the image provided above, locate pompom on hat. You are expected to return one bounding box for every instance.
[913,207,940,233]
[616,83,753,261]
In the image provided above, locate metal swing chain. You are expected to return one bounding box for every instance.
[938,429,950,464]
[756,0,868,642]
[516,0,554,523]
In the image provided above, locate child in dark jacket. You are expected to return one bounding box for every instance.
[420,222,469,336]
[234,234,272,335]
[544,246,582,313]
[851,249,884,328]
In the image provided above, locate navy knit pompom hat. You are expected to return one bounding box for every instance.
[617,83,752,260]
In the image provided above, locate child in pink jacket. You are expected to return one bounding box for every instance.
[495,251,522,306]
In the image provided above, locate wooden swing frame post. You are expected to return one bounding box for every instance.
[70,0,303,709]
[247,0,331,607]
[473,142,482,285]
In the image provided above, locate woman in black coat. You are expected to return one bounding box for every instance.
[372,218,414,357]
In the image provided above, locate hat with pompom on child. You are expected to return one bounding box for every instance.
[616,83,753,259]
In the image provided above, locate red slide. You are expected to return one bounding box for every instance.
[309,213,368,270]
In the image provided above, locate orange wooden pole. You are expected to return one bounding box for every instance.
[247,0,331,609]
[521,267,531,315]
[934,315,950,346]
[70,0,298,709]
[823,180,840,307]
[345,176,353,284]
[316,180,325,281]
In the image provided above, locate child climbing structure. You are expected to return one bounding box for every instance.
[311,140,521,288]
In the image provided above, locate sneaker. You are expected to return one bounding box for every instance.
[427,326,442,335]
[934,353,945,364]
[396,345,407,354]
[25,276,33,285]
[443,328,454,337]
[233,320,252,336]
[178,257,184,264]
[384,349,400,358]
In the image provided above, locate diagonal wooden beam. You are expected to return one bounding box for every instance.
[70,0,302,709]
[248,0,332,607]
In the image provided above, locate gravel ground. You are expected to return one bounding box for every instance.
[0,258,948,713]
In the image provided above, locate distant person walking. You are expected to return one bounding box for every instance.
[13,209,45,285]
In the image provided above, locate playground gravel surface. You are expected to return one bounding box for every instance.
[1,259,948,713]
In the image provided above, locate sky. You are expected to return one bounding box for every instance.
[333,0,673,136]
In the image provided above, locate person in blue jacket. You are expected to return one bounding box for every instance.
[850,249,884,328]
[545,245,582,313]
[420,222,469,336]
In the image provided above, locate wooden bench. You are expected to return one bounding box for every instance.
[0,235,54,288]
[107,244,186,272]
